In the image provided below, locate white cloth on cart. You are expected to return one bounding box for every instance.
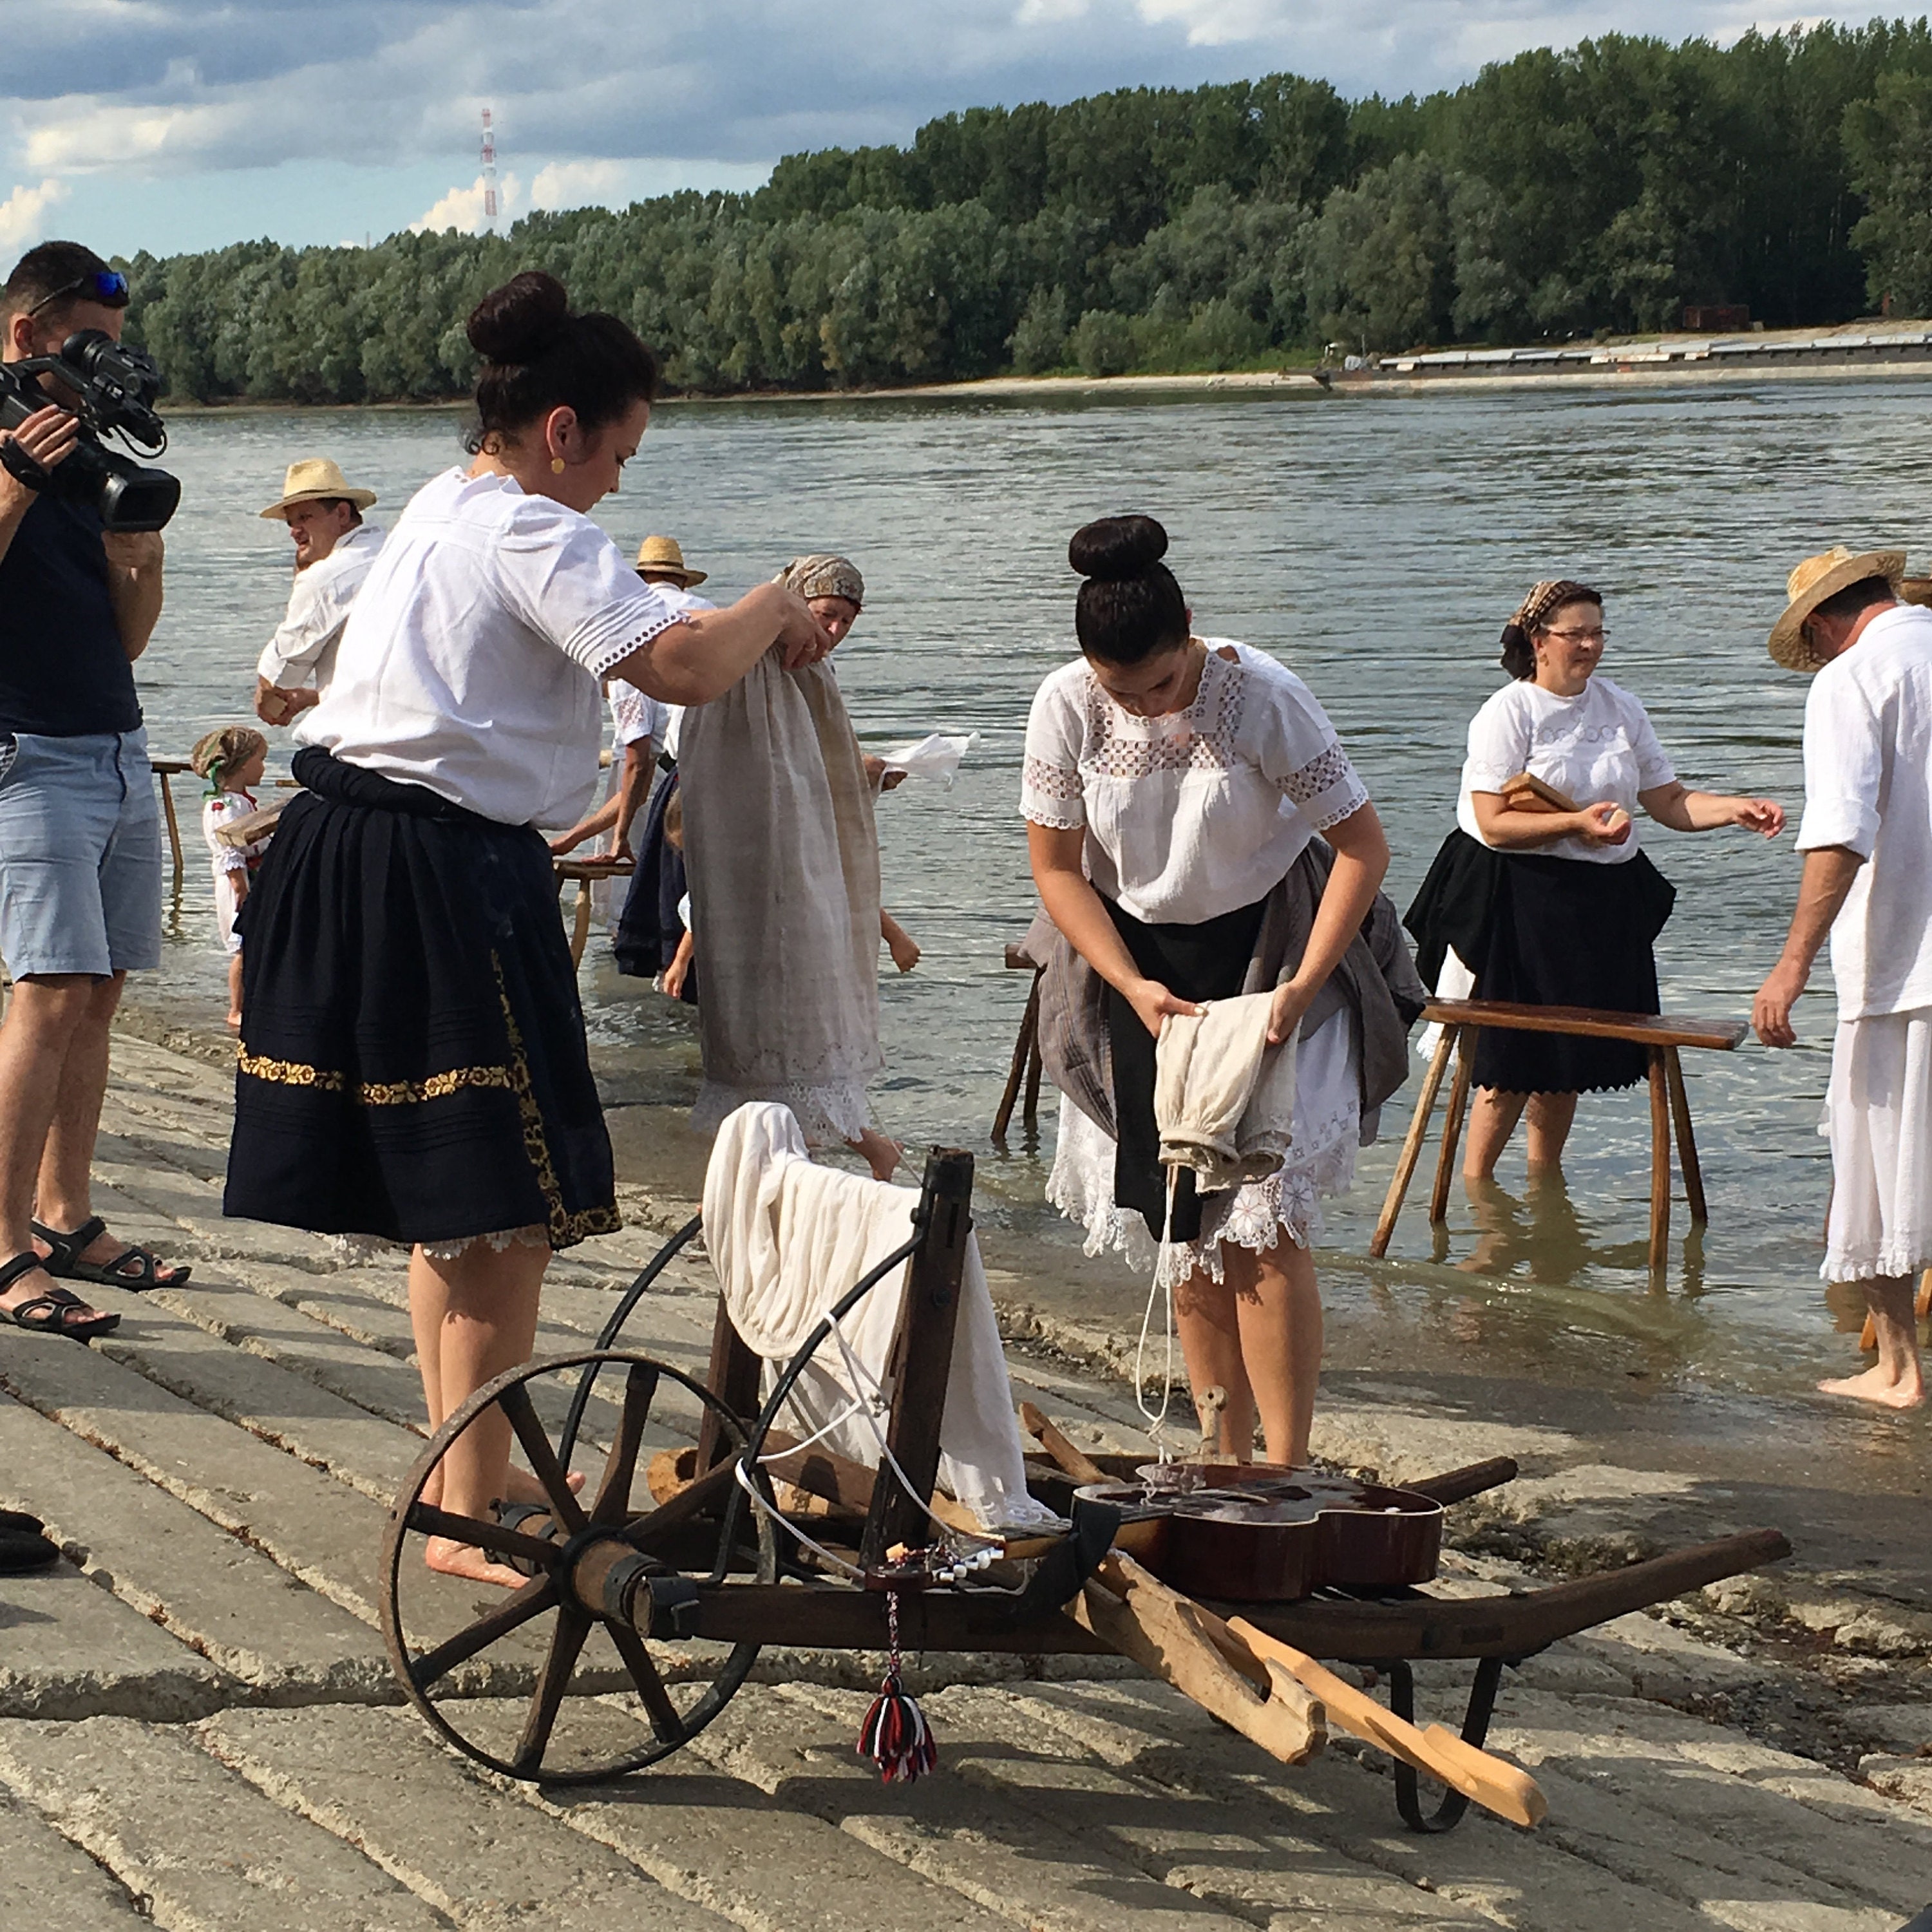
[702,1102,1056,1531]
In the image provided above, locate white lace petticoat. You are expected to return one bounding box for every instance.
[1047,1005,1361,1286]
[329,1225,549,1263]
[691,1076,874,1148]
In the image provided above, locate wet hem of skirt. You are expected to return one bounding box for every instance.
[1821,1239,1932,1283]
[690,1077,875,1146]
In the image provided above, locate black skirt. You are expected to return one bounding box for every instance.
[1404,828,1676,1096]
[612,768,694,1000]
[224,748,619,1250]
[1104,894,1269,1243]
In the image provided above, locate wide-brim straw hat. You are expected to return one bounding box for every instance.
[258,458,377,520]
[1768,545,1906,671]
[634,534,706,586]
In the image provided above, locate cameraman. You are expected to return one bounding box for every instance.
[0,240,187,1341]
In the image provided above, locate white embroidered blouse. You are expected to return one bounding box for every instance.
[1020,638,1369,925]
[1456,673,1676,866]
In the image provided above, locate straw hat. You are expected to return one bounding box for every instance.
[634,535,706,586]
[258,458,378,521]
[1768,545,1906,671]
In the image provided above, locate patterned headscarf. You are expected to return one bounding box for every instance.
[778,553,865,609]
[1499,578,1599,678]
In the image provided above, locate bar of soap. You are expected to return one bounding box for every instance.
[1605,808,1631,834]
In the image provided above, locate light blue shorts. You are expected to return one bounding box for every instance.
[0,728,162,978]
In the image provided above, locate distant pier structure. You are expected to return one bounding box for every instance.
[481,107,498,232]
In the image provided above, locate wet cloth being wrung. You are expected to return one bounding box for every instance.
[1155,993,1298,1194]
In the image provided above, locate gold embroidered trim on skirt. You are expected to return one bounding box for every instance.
[237,1046,515,1107]
[493,953,622,1249]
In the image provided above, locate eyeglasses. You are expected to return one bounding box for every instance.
[26,268,129,317]
[1544,626,1607,643]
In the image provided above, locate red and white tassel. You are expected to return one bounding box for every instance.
[858,1590,938,1783]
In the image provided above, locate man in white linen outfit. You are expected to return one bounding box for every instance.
[252,459,383,727]
[1753,544,1932,1408]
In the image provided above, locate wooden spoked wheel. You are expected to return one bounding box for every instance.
[381,1350,777,1783]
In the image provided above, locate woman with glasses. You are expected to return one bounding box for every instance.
[1406,578,1783,1182]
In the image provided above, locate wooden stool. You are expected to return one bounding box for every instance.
[553,856,634,969]
[1370,999,1747,1271]
[149,757,191,890]
[992,941,1045,1146]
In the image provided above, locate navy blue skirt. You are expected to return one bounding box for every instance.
[224,748,618,1250]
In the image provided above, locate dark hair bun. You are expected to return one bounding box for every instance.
[467,271,571,363]
[1070,514,1170,581]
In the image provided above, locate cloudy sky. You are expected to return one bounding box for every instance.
[0,1,1879,261]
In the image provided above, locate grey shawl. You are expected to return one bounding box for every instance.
[1028,838,1426,1142]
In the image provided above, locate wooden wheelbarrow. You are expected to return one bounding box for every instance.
[381,1150,1790,1834]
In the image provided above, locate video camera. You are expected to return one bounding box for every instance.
[0,330,180,532]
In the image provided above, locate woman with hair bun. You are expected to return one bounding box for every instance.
[225,271,829,1584]
[1405,578,1782,1182]
[1024,514,1405,1467]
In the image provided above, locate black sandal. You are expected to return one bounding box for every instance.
[0,1509,44,1535]
[0,1528,59,1574]
[32,1217,190,1291]
[0,1254,120,1342]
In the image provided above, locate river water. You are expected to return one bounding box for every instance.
[126,381,1932,1412]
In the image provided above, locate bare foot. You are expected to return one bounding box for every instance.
[1818,1364,1927,1409]
[424,1536,527,1587]
[500,1467,586,1508]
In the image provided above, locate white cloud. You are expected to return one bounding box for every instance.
[1135,0,1294,44]
[1016,0,1090,21]
[0,176,68,251]
[411,170,522,234]
[529,158,631,211]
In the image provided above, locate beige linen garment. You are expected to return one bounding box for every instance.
[679,648,883,1141]
[701,1103,1059,1532]
[1155,992,1298,1194]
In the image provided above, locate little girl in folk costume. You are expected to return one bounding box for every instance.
[191,726,271,1030]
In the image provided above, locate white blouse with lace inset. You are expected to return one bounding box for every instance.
[1020,639,1368,924]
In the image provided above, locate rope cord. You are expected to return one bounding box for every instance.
[1133,1166,1182,1463]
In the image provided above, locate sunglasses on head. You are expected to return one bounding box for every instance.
[27,268,129,317]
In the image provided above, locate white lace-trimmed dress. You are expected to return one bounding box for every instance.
[1022,639,1372,1280]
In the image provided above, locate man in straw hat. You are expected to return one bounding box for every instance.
[252,459,382,728]
[1754,544,1932,1407]
[551,536,714,865]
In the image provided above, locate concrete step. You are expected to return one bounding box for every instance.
[0,1785,148,1927]
[694,1683,1256,1931]
[0,1715,453,1930]
[202,1703,735,1932]
[0,1391,384,1707]
[481,1692,1018,1932]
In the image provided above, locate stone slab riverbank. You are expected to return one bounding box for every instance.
[5,1028,1932,1929]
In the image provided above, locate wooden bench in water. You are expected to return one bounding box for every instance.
[554,855,634,969]
[1371,999,1748,1271]
[992,940,1045,1146]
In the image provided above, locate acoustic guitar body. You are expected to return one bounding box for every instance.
[1074,1464,1444,1603]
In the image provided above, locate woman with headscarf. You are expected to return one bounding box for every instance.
[1405,578,1783,1182]
[677,551,902,1178]
[223,272,829,1584]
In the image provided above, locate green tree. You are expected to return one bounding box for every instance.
[1846,68,1932,312]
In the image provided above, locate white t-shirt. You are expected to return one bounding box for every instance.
[610,583,714,752]
[1457,674,1676,865]
[256,522,384,692]
[1020,639,1368,925]
[299,471,683,828]
[1796,602,1932,1021]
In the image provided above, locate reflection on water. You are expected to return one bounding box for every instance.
[118,381,1932,1408]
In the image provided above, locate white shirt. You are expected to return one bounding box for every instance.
[1796,603,1932,1021]
[1457,674,1676,865]
[256,522,384,692]
[610,583,713,752]
[300,470,683,828]
[1020,638,1368,924]
[202,789,269,951]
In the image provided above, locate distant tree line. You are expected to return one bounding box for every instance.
[117,20,1932,399]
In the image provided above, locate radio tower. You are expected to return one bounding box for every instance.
[480,107,498,232]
